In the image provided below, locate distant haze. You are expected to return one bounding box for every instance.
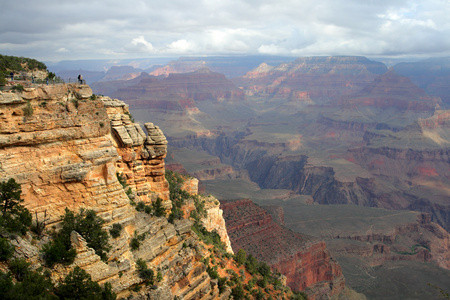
[1,0,450,62]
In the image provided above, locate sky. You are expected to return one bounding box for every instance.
[1,0,450,62]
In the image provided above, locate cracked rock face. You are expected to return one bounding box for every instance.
[101,96,170,204]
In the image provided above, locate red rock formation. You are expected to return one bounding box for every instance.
[113,68,244,113]
[418,110,450,129]
[221,199,345,298]
[238,56,387,104]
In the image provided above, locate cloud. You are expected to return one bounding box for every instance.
[0,0,449,61]
[56,48,69,53]
[128,36,156,53]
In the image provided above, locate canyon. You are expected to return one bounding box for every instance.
[0,82,353,299]
[85,55,450,299]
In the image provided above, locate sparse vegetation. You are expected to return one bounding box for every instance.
[109,223,122,239]
[166,170,190,223]
[125,111,135,123]
[56,266,116,300]
[23,100,33,117]
[152,197,165,217]
[12,84,24,92]
[0,54,47,74]
[130,231,146,251]
[42,208,110,267]
[71,98,79,109]
[135,258,154,283]
[235,248,247,266]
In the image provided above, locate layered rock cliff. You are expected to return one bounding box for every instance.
[237,56,387,104]
[221,199,345,299]
[0,84,237,299]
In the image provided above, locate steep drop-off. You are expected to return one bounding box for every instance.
[221,199,345,299]
[0,84,231,299]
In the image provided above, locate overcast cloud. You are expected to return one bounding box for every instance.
[1,0,449,61]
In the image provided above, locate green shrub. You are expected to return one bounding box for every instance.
[245,254,259,275]
[218,277,227,294]
[0,178,32,235]
[12,84,24,92]
[258,262,271,278]
[56,266,116,300]
[130,237,140,251]
[0,268,56,300]
[206,265,219,280]
[0,237,14,261]
[135,201,145,212]
[9,258,30,281]
[42,208,110,267]
[152,197,165,217]
[0,271,14,298]
[0,54,46,72]
[136,258,154,283]
[109,223,122,239]
[192,223,226,253]
[291,290,308,300]
[125,112,135,123]
[235,249,247,266]
[156,271,163,282]
[72,209,110,261]
[231,283,245,300]
[41,238,77,267]
[116,173,127,188]
[257,277,267,288]
[22,100,33,116]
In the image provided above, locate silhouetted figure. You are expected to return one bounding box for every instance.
[10,72,13,81]
[78,74,83,84]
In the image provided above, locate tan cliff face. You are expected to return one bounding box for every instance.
[0,84,129,224]
[102,96,170,206]
[0,84,234,299]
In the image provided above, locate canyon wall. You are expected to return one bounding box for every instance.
[221,199,345,299]
[0,84,235,299]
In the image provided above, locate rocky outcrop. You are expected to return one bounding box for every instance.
[0,84,232,299]
[173,177,234,254]
[102,96,170,205]
[0,84,130,225]
[221,199,345,299]
[201,196,234,254]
